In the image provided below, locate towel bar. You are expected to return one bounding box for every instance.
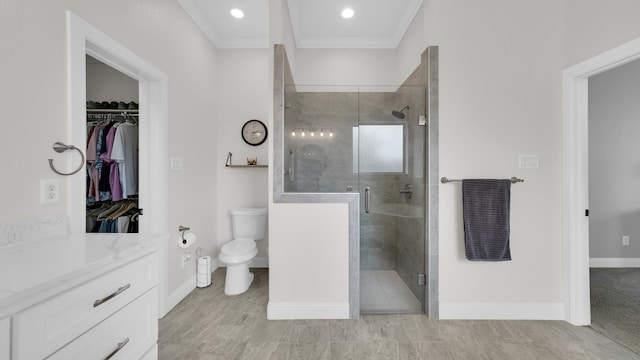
[441,176,524,184]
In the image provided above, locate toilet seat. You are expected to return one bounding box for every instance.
[219,238,257,264]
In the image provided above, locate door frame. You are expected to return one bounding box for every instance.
[563,36,640,325]
[66,12,170,316]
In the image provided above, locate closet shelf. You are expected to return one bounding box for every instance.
[225,165,268,168]
[87,108,138,114]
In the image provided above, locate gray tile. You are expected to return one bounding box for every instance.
[160,268,640,360]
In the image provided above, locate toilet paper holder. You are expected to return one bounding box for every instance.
[178,225,190,245]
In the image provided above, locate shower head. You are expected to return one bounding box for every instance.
[392,106,410,119]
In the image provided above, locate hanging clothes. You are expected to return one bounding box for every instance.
[86,107,139,233]
[111,122,139,198]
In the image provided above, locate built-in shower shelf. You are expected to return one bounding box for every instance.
[225,165,268,168]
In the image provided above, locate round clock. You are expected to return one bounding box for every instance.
[241,119,268,146]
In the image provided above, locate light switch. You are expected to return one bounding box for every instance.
[170,157,183,170]
[518,155,539,169]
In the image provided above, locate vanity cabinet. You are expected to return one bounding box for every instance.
[12,252,158,360]
[47,289,157,360]
[0,234,162,360]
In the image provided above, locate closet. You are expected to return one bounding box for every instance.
[85,55,140,233]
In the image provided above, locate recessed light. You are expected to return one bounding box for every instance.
[230,8,244,19]
[341,8,354,19]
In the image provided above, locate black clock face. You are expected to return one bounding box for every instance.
[241,120,268,146]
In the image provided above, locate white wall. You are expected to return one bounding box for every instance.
[294,49,398,86]
[429,0,565,308]
[269,203,350,303]
[86,56,138,102]
[215,49,270,259]
[588,59,640,258]
[0,0,218,296]
[564,0,640,68]
[395,3,426,84]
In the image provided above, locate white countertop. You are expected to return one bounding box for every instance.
[0,233,164,318]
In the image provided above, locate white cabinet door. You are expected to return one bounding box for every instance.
[0,317,9,360]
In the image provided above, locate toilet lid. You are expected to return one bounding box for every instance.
[222,238,256,255]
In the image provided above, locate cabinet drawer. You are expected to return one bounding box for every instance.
[13,253,158,360]
[48,288,158,360]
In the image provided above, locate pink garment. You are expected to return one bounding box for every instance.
[109,162,122,201]
[88,167,99,198]
[86,125,103,162]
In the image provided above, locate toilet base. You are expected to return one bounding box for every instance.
[224,262,254,295]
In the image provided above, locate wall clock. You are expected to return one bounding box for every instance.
[241,119,268,146]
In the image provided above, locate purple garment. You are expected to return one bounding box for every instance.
[109,162,123,201]
[86,125,104,198]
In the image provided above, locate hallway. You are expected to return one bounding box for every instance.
[590,268,640,355]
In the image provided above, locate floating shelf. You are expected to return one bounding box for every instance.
[226,165,268,168]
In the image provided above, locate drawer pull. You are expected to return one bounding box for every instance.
[104,337,129,360]
[93,284,131,308]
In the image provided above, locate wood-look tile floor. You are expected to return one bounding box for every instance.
[159,268,640,360]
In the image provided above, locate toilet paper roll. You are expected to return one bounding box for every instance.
[196,255,212,287]
[197,255,210,265]
[178,232,197,249]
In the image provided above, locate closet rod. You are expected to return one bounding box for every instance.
[87,110,138,116]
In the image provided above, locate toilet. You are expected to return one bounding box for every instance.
[219,208,267,295]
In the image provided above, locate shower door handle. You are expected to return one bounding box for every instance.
[365,186,371,214]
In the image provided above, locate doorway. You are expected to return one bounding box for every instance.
[563,36,640,326]
[587,58,640,354]
[67,12,170,316]
[85,55,140,233]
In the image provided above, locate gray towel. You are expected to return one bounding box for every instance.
[462,179,512,261]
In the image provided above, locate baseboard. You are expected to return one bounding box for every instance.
[590,258,640,268]
[166,275,196,314]
[215,256,269,268]
[267,302,350,320]
[439,302,564,320]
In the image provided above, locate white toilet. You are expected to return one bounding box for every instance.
[219,208,267,295]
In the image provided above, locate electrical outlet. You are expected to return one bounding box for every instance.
[40,180,59,203]
[182,252,192,268]
[623,236,630,246]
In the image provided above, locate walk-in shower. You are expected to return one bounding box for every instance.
[283,85,427,314]
[273,44,439,318]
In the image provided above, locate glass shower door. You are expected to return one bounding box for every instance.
[357,86,426,314]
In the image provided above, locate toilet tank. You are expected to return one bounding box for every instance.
[230,208,267,240]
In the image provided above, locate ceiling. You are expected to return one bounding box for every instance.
[178,0,423,49]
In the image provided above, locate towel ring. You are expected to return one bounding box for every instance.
[48,142,85,176]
